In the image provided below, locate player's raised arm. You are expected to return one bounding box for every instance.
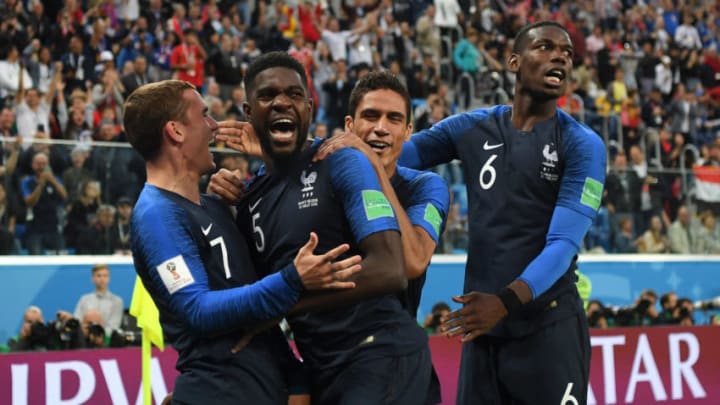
[316,131,449,279]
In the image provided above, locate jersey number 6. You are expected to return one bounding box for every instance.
[479,154,498,190]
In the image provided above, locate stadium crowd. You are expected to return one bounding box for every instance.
[0,0,719,256]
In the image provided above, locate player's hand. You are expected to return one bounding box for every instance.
[294,232,362,290]
[207,168,244,204]
[216,120,263,157]
[438,292,508,343]
[313,131,381,167]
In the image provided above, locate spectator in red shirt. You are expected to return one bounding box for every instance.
[170,29,207,89]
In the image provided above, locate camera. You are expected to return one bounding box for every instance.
[109,329,142,348]
[694,297,720,310]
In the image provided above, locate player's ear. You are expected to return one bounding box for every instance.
[344,116,354,132]
[242,102,251,119]
[307,97,313,116]
[403,122,412,142]
[508,53,519,73]
[164,121,183,143]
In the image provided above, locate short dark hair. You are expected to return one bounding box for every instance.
[348,71,412,124]
[243,51,308,97]
[123,80,196,161]
[512,20,569,54]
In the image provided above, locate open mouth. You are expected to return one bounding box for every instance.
[366,140,390,153]
[269,118,297,142]
[544,68,566,86]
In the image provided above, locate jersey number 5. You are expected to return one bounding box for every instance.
[252,212,266,253]
[479,154,498,190]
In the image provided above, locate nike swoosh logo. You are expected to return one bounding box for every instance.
[201,223,213,236]
[249,198,262,213]
[483,141,504,150]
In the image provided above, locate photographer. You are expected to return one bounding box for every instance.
[423,302,451,334]
[8,307,86,351]
[614,289,660,327]
[586,300,611,329]
[7,306,50,351]
[657,292,679,325]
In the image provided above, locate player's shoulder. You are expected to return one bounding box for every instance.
[396,166,447,191]
[132,185,184,225]
[556,109,604,148]
[324,141,373,170]
[443,104,507,127]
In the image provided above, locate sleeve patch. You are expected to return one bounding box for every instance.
[156,255,195,294]
[424,203,442,236]
[361,190,395,220]
[580,177,603,210]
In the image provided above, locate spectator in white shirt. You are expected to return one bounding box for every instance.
[15,62,62,141]
[74,264,125,334]
[0,46,33,102]
[674,13,702,50]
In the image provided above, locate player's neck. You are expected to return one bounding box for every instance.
[146,163,202,204]
[510,94,558,132]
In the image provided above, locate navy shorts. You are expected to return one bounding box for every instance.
[456,312,591,405]
[313,346,432,405]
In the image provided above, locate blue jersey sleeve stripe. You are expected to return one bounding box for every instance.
[556,111,607,217]
[402,170,451,243]
[134,199,300,334]
[328,148,399,243]
[517,206,592,298]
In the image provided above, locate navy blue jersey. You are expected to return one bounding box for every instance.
[131,184,303,403]
[392,166,450,318]
[400,106,606,337]
[237,140,428,371]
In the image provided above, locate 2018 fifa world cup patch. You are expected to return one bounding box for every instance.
[580,177,603,210]
[424,203,442,236]
[156,255,195,294]
[362,190,394,220]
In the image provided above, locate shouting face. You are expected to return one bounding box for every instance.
[245,67,313,162]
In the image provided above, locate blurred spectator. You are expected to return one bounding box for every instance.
[81,309,108,348]
[414,4,440,63]
[604,151,641,250]
[7,306,47,351]
[695,210,720,253]
[667,83,699,144]
[668,205,698,253]
[64,179,101,252]
[657,292,678,325]
[322,59,353,133]
[0,183,18,254]
[76,204,116,255]
[629,145,665,233]
[60,35,94,95]
[422,302,450,334]
[21,152,67,254]
[209,34,245,102]
[614,216,639,253]
[15,62,61,139]
[0,45,32,103]
[111,197,133,254]
[638,215,670,254]
[225,86,247,122]
[61,148,93,202]
[170,29,207,89]
[74,263,124,334]
[586,300,610,328]
[91,68,125,125]
[120,55,152,99]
